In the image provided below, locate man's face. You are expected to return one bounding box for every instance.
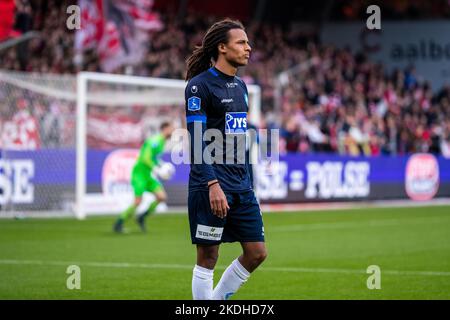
[220,28,252,67]
[163,124,175,139]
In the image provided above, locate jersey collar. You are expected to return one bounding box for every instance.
[209,66,236,80]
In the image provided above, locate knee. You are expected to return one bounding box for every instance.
[203,250,219,265]
[134,197,142,206]
[156,192,167,203]
[255,249,268,264]
[247,248,268,265]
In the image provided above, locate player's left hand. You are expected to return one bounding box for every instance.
[209,182,229,219]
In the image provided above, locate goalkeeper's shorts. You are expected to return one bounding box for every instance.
[188,190,265,244]
[131,164,163,197]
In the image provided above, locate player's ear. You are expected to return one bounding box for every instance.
[218,42,227,54]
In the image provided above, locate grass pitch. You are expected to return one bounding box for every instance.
[1,205,450,299]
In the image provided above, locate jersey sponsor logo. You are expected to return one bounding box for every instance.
[221,98,234,104]
[191,85,198,93]
[196,224,224,241]
[405,153,439,201]
[226,82,238,88]
[188,96,201,111]
[225,112,247,134]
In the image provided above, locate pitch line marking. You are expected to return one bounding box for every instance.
[1,259,450,277]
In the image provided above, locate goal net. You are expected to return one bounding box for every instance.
[0,70,261,219]
[0,71,77,218]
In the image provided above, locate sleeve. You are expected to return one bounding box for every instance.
[141,141,155,169]
[151,151,160,167]
[185,80,217,183]
[239,78,249,112]
[150,140,163,167]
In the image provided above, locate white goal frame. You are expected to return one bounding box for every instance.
[76,71,261,219]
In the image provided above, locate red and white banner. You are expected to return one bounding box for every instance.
[75,0,163,72]
[87,113,144,149]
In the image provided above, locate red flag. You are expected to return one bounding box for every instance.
[75,0,163,72]
[0,0,20,41]
[75,0,104,52]
[122,0,163,31]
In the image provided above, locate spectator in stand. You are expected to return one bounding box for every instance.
[1,1,450,157]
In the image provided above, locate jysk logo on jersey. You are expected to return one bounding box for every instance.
[225,112,247,134]
[188,96,201,111]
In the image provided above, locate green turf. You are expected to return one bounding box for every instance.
[1,205,450,299]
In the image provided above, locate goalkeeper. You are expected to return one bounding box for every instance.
[113,122,174,233]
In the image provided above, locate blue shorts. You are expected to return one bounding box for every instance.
[188,190,265,245]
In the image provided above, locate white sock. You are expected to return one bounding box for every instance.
[192,264,214,300]
[212,258,250,300]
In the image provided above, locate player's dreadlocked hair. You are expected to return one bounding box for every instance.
[185,19,245,81]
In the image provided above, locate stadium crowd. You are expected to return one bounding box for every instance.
[1,0,450,157]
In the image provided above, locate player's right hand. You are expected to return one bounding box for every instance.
[208,182,229,219]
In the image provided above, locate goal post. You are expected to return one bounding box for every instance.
[0,69,260,219]
[75,71,261,219]
[0,70,78,218]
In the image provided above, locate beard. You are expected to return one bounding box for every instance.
[228,57,248,68]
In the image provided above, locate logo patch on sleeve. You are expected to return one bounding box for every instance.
[196,224,224,241]
[225,112,247,134]
[188,96,201,111]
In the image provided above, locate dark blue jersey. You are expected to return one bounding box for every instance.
[185,66,252,192]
